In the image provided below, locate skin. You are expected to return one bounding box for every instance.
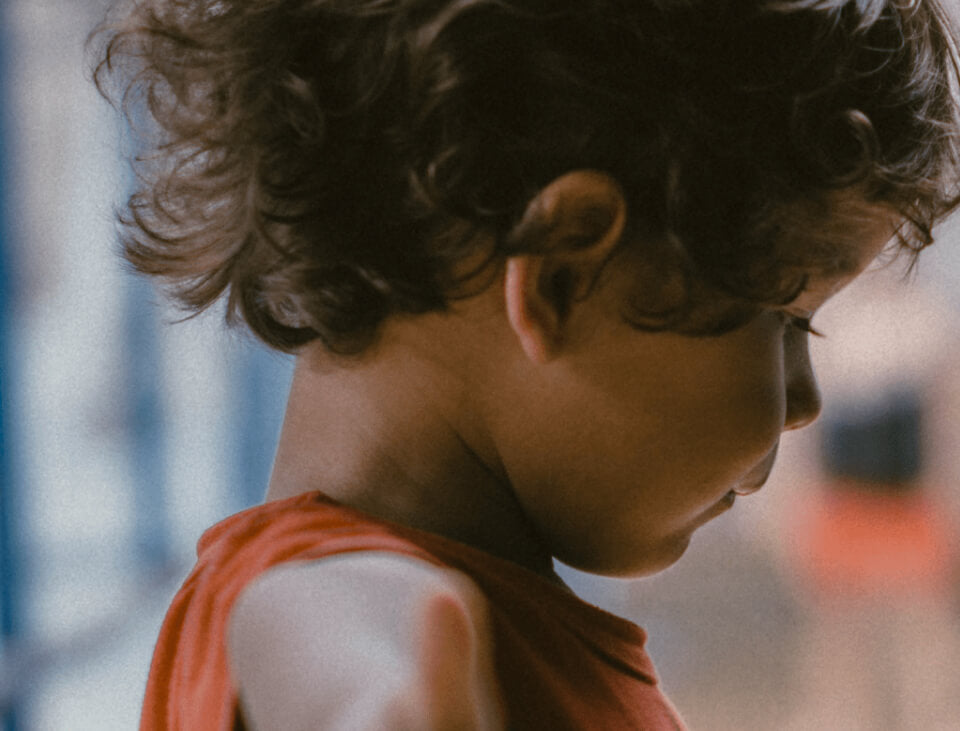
[267,171,898,580]
[493,245,889,576]
[230,553,505,730]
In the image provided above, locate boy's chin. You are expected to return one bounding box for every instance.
[558,534,693,579]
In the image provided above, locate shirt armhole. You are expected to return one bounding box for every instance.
[227,551,505,731]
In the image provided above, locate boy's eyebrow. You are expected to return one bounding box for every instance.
[807,216,899,280]
[813,220,901,281]
[824,250,862,278]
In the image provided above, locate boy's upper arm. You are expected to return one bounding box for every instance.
[227,552,504,731]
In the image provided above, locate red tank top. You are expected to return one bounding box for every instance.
[141,491,686,730]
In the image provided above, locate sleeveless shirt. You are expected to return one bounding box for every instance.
[140,491,686,730]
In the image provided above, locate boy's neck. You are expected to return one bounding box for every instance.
[267,324,560,583]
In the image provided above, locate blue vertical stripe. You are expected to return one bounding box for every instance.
[0,151,20,731]
[124,278,172,570]
[0,1,21,726]
[234,344,293,512]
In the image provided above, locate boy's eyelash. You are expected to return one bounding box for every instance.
[787,315,825,338]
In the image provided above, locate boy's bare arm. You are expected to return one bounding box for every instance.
[228,553,504,731]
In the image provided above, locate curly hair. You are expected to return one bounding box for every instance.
[92,0,960,353]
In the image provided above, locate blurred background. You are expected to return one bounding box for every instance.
[1,1,959,729]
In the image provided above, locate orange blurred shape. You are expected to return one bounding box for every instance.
[792,482,955,601]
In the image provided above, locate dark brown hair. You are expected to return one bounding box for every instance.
[93,0,960,352]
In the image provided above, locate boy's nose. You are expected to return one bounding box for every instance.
[783,339,822,431]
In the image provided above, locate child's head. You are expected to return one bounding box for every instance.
[94,0,960,575]
[95,0,960,352]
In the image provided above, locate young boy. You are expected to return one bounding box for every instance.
[94,0,960,728]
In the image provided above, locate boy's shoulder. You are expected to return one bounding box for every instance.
[228,552,502,729]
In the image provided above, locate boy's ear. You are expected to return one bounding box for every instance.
[504,170,627,364]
